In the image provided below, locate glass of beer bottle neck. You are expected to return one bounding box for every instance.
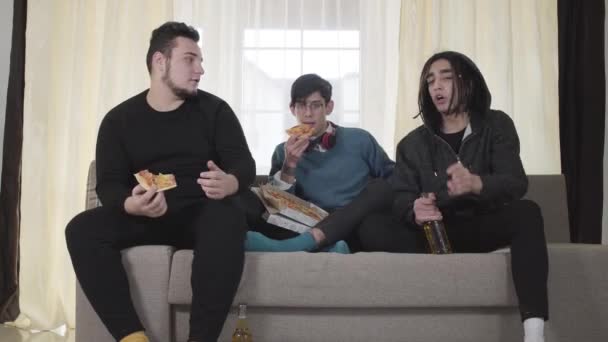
[238,304,247,319]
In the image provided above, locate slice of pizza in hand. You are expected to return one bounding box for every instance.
[134,170,177,192]
[285,124,314,137]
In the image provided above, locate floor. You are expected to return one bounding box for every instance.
[0,325,74,342]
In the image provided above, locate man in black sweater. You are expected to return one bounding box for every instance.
[65,22,255,342]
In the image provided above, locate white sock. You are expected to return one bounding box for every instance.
[523,317,545,342]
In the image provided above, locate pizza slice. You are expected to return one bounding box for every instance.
[134,170,177,192]
[285,124,314,137]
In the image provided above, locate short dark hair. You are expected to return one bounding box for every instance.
[418,51,491,131]
[290,74,332,106]
[146,21,200,73]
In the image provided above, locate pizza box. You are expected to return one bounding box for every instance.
[251,186,328,227]
[262,212,311,234]
[259,184,329,227]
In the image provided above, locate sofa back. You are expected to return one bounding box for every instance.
[86,160,100,210]
[85,161,570,243]
[523,175,570,243]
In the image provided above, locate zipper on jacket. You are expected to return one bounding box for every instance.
[433,130,476,164]
[432,133,459,161]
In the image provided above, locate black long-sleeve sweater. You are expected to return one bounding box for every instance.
[95,89,256,214]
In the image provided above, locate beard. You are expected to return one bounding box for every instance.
[161,62,197,99]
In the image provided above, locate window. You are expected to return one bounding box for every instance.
[241,28,360,172]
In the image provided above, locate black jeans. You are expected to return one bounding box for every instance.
[444,199,549,321]
[65,199,247,342]
[356,211,425,253]
[358,199,549,321]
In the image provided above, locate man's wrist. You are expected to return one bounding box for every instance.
[282,163,295,176]
[280,166,296,184]
[472,175,483,194]
[124,196,136,215]
[227,174,239,195]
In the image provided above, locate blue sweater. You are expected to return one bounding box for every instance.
[270,127,394,211]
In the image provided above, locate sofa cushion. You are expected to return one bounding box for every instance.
[168,250,518,308]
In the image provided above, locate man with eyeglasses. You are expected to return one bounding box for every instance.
[244,73,415,253]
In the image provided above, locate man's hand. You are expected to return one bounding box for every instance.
[281,135,310,182]
[284,134,310,168]
[446,162,483,196]
[124,184,167,218]
[198,160,239,200]
[413,193,442,226]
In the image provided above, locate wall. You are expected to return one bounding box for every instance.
[0,0,14,183]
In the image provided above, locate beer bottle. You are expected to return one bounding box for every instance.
[421,193,452,254]
[232,303,253,342]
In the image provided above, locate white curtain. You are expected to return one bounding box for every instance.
[396,0,560,174]
[19,0,172,330]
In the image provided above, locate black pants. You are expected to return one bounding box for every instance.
[358,199,549,321]
[65,199,247,342]
[316,179,396,248]
[357,211,425,253]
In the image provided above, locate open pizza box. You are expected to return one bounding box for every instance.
[251,184,329,233]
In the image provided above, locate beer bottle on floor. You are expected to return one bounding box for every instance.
[232,303,253,342]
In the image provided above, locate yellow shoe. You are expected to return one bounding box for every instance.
[120,331,149,342]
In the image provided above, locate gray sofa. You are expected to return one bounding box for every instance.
[76,162,608,341]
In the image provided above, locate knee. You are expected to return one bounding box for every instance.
[65,207,113,244]
[511,199,545,234]
[235,192,266,227]
[65,210,94,249]
[518,199,541,213]
[198,199,248,239]
[208,199,247,223]
[66,211,86,240]
[363,179,394,206]
[514,199,543,222]
[210,197,240,211]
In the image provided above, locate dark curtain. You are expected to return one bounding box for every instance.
[558,0,605,243]
[0,0,26,322]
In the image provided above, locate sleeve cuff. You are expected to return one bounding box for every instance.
[270,171,294,191]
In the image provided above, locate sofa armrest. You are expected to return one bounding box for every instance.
[85,160,101,210]
[545,243,608,340]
